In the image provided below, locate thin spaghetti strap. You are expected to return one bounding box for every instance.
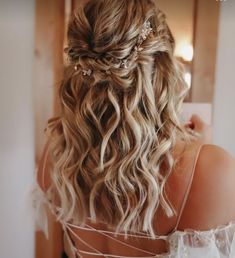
[66,222,167,240]
[173,143,205,231]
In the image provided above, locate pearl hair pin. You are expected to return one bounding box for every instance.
[138,21,153,44]
[82,69,92,76]
[74,65,92,76]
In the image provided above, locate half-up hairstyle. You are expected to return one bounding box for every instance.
[45,0,189,238]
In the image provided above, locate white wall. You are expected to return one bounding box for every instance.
[213,1,235,156]
[0,1,35,258]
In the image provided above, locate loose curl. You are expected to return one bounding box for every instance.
[45,0,189,238]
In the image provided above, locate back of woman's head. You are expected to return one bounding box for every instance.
[46,0,188,237]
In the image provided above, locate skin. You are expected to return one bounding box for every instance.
[37,115,235,257]
[188,114,213,144]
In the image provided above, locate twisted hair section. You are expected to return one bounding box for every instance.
[45,0,189,238]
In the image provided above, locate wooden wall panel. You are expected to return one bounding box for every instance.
[33,0,65,164]
[191,0,220,103]
[33,0,65,258]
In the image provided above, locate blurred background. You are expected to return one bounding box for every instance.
[0,0,234,257]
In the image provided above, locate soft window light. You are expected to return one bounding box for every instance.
[175,42,194,62]
[184,72,192,88]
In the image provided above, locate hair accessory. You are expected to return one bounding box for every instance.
[118,21,153,69]
[138,21,153,44]
[70,20,153,76]
[120,59,129,69]
[82,69,92,76]
[74,65,92,76]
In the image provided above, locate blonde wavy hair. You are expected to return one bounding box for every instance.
[45,0,189,238]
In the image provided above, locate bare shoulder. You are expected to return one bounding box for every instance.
[178,144,235,230]
[196,144,235,177]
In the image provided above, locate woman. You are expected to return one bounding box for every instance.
[35,0,235,257]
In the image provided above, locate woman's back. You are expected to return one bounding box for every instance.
[33,0,235,257]
[62,140,202,257]
[35,140,235,257]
